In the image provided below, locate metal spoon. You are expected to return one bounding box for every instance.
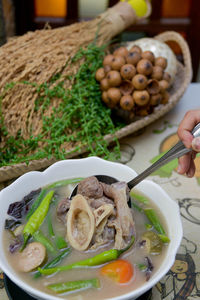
[71,123,200,198]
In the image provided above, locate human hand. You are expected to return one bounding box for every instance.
[177,110,200,177]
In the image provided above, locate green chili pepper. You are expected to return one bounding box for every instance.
[33,230,56,254]
[38,236,135,275]
[144,208,166,235]
[55,236,68,249]
[34,247,71,278]
[21,190,54,250]
[47,178,83,189]
[26,189,47,220]
[47,278,100,294]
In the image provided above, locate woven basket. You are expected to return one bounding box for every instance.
[0,31,192,183]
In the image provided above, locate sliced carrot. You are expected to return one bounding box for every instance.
[100,259,134,284]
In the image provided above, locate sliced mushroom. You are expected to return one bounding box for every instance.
[18,242,46,272]
[93,204,114,227]
[66,194,95,251]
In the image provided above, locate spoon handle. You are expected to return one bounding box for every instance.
[128,122,200,189]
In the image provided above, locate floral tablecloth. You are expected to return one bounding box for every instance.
[1,83,200,299]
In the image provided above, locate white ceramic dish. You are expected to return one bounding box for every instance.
[0,157,183,300]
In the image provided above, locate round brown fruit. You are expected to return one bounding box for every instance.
[126,51,141,65]
[141,51,155,64]
[155,56,167,69]
[103,54,114,67]
[129,45,142,54]
[113,46,129,58]
[151,66,164,81]
[159,80,169,92]
[100,78,110,90]
[133,90,150,106]
[95,68,105,82]
[107,70,122,86]
[107,87,121,106]
[137,59,153,76]
[120,64,136,80]
[132,74,148,90]
[111,56,126,71]
[104,65,111,73]
[120,95,134,111]
[150,93,162,106]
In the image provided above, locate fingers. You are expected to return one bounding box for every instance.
[192,136,200,152]
[177,110,200,148]
[176,109,200,178]
[178,153,196,177]
[186,159,196,177]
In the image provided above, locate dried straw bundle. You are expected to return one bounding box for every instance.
[0,2,140,138]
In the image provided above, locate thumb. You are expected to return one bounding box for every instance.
[192,137,200,152]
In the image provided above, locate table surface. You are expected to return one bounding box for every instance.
[1,83,200,300]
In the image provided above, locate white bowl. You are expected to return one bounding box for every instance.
[0,157,183,300]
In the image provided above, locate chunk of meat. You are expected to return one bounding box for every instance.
[57,198,71,222]
[102,181,135,249]
[18,242,46,272]
[66,194,95,251]
[88,196,115,209]
[77,176,103,199]
[108,219,124,249]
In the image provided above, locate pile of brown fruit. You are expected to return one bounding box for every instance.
[95,45,171,120]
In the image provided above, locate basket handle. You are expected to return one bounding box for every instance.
[155,31,192,82]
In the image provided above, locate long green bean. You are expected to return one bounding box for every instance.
[144,208,166,235]
[47,178,83,189]
[47,278,100,294]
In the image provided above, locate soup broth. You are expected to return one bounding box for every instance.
[3,177,168,299]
